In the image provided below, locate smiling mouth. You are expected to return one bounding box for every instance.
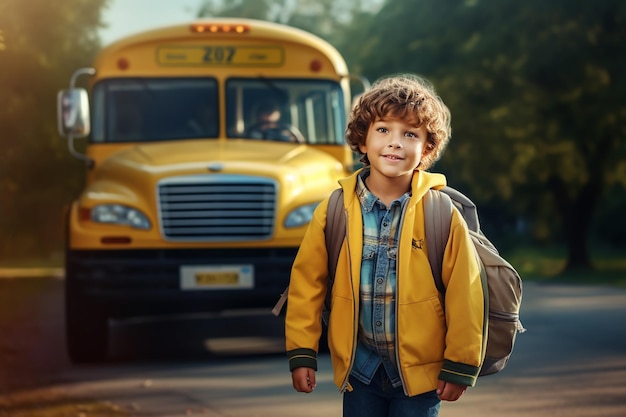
[383,154,403,160]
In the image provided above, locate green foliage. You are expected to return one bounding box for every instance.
[592,184,626,247]
[198,0,277,21]
[335,0,626,270]
[196,0,382,46]
[0,0,108,258]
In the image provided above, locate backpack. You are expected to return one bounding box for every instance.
[425,186,526,376]
[272,186,525,377]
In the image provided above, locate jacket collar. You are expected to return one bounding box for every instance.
[339,167,447,209]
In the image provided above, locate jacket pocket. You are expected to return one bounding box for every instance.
[327,295,354,359]
[397,296,446,365]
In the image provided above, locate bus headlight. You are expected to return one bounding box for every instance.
[284,203,319,228]
[90,204,151,229]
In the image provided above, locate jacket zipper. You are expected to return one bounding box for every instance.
[394,199,411,394]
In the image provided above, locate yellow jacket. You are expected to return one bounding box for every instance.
[285,169,485,396]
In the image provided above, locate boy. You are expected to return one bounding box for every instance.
[284,74,485,417]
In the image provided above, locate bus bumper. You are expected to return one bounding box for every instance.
[66,247,297,319]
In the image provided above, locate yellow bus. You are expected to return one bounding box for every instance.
[57,18,365,363]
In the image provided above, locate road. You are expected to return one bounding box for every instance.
[1,276,625,416]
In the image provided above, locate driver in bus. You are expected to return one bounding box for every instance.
[247,99,305,143]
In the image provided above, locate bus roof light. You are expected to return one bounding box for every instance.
[190,23,250,34]
[117,57,129,70]
[310,59,323,72]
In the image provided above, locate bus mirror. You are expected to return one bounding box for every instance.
[57,88,90,138]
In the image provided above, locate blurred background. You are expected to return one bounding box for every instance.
[1,0,624,280]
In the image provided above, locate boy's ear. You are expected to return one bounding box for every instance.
[423,136,436,156]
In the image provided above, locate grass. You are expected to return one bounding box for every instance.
[0,253,63,269]
[504,244,626,287]
[1,244,625,286]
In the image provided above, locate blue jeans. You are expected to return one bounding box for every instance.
[343,368,441,417]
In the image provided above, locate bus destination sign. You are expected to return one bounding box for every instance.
[157,45,284,66]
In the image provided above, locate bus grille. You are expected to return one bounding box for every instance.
[158,175,276,241]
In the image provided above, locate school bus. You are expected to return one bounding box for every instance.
[57,18,365,363]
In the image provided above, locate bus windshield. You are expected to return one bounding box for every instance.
[91,78,219,143]
[91,77,346,145]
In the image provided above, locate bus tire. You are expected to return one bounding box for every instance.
[65,274,109,364]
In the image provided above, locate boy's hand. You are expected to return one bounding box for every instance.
[436,380,467,401]
[292,367,316,393]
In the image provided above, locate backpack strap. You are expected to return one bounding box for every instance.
[325,188,345,283]
[424,189,453,294]
[271,282,289,316]
[322,188,345,324]
[271,188,345,318]
[439,186,480,233]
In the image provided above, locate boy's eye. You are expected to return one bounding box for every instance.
[405,131,417,138]
[377,127,388,133]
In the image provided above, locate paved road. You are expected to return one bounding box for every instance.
[1,277,625,416]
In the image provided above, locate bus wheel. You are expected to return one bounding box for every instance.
[65,281,109,363]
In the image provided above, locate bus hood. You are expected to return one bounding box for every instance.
[92,139,346,186]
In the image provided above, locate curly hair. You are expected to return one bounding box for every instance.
[345,74,451,170]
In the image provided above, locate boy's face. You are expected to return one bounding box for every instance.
[359,117,428,180]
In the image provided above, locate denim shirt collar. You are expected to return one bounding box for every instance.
[356,168,411,212]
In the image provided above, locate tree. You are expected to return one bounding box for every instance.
[196,0,383,46]
[0,0,109,259]
[344,0,626,271]
[197,0,277,21]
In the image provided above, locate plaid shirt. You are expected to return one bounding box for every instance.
[350,170,410,388]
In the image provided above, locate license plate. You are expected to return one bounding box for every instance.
[180,265,254,290]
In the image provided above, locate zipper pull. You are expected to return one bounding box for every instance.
[340,380,351,393]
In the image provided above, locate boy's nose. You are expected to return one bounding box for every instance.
[388,137,402,148]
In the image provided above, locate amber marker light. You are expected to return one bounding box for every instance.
[190,23,250,34]
[101,236,132,244]
[79,207,91,222]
